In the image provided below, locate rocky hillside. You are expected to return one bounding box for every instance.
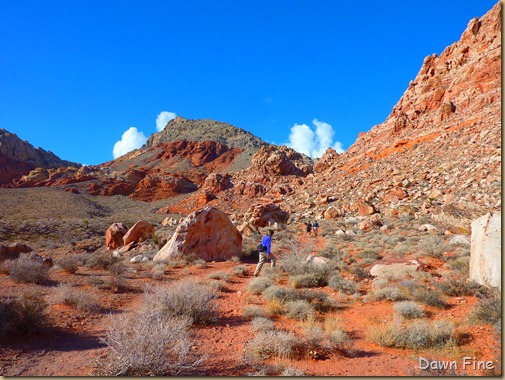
[0,129,81,185]
[145,116,267,152]
[168,2,501,233]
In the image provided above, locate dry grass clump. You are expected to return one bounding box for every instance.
[0,290,48,336]
[285,300,314,321]
[85,250,118,270]
[232,265,247,276]
[368,319,456,349]
[417,235,450,260]
[393,301,425,319]
[470,290,501,326]
[99,312,203,376]
[141,280,219,325]
[192,259,207,269]
[247,277,273,295]
[49,284,101,312]
[57,255,84,274]
[243,305,267,319]
[3,254,51,284]
[262,285,299,303]
[207,271,232,282]
[302,315,352,356]
[289,272,328,288]
[204,279,228,292]
[436,274,484,297]
[250,316,275,332]
[244,329,298,361]
[328,274,359,295]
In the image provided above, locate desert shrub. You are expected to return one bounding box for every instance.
[150,262,166,279]
[109,261,128,277]
[85,251,118,270]
[243,305,267,319]
[227,256,241,263]
[207,271,231,282]
[328,275,358,295]
[261,266,283,282]
[247,277,273,295]
[393,301,425,319]
[250,316,275,332]
[264,299,286,316]
[289,272,328,288]
[303,318,351,354]
[233,265,247,276]
[285,300,314,321]
[446,257,469,275]
[470,291,501,326]
[417,235,448,260]
[141,280,219,325]
[99,312,203,376]
[436,275,484,297]
[4,254,50,284]
[357,249,381,261]
[326,329,351,350]
[0,291,47,336]
[319,244,343,260]
[410,286,446,308]
[193,259,207,269]
[49,284,101,312]
[205,279,228,292]
[57,255,82,274]
[245,330,298,361]
[280,367,306,376]
[368,320,456,349]
[262,285,298,303]
[371,286,408,302]
[298,289,339,312]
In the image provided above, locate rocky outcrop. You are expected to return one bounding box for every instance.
[0,243,32,261]
[131,174,197,201]
[123,220,155,245]
[250,145,313,177]
[469,212,501,289]
[244,203,290,228]
[314,148,340,173]
[0,129,80,184]
[153,207,242,262]
[106,222,129,250]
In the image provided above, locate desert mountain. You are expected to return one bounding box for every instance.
[3,2,501,230]
[145,116,267,151]
[0,129,81,185]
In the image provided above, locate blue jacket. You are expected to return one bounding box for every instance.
[260,234,272,254]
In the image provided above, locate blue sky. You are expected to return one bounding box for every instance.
[1,0,498,165]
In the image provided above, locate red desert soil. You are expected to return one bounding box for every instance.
[0,228,500,376]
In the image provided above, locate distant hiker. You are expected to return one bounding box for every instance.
[306,221,312,235]
[313,220,319,236]
[254,229,276,277]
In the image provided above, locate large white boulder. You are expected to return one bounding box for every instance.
[153,207,242,262]
[469,212,501,289]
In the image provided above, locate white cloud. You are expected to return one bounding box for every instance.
[156,111,177,132]
[112,127,147,159]
[286,119,345,157]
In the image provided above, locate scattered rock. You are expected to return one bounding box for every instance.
[105,222,129,250]
[123,221,155,245]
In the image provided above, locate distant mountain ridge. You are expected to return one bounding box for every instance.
[0,129,81,185]
[144,116,267,152]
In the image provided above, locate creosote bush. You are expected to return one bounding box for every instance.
[141,280,219,325]
[99,312,203,376]
[49,284,101,312]
[0,290,47,336]
[3,254,50,284]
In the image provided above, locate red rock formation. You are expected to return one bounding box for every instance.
[105,222,129,250]
[123,220,155,245]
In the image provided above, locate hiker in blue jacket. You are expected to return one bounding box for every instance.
[254,229,276,276]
